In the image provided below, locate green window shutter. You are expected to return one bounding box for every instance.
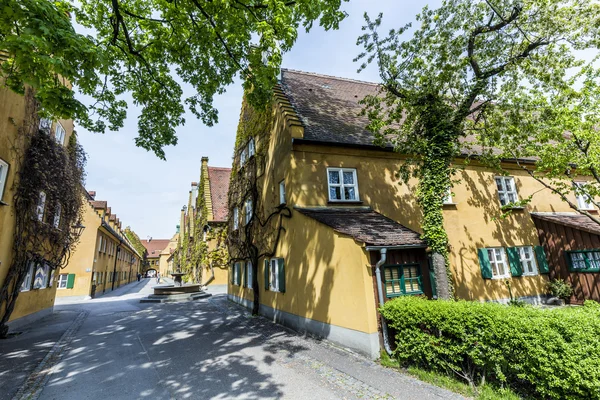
[230,264,234,284]
[506,247,523,277]
[278,258,286,293]
[66,274,75,289]
[535,246,550,274]
[478,249,493,279]
[429,268,437,298]
[264,259,270,291]
[243,262,248,287]
[236,263,241,286]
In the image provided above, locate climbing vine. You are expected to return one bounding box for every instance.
[0,88,86,337]
[227,97,292,315]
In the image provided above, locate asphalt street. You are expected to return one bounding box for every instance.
[2,279,464,400]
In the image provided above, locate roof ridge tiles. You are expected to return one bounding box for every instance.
[281,68,380,87]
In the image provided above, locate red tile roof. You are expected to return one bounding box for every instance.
[91,200,107,209]
[295,207,426,247]
[142,239,171,258]
[208,166,231,222]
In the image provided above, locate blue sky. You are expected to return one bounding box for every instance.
[75,1,442,240]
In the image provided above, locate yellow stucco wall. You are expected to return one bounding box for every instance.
[289,144,582,301]
[229,213,379,335]
[0,84,74,322]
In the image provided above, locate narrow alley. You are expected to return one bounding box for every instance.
[1,279,461,400]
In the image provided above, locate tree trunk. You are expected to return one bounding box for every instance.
[431,252,451,300]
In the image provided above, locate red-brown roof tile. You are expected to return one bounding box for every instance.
[531,212,600,236]
[91,200,107,209]
[142,239,171,258]
[295,207,426,247]
[208,166,231,222]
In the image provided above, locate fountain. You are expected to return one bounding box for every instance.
[140,269,211,303]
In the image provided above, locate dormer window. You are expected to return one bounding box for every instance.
[327,168,359,202]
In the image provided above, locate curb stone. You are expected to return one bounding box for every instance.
[12,310,89,400]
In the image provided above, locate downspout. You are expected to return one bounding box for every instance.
[374,248,393,356]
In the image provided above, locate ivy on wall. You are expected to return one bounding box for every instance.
[0,88,86,337]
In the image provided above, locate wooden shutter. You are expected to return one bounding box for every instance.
[535,246,550,274]
[428,266,437,298]
[477,249,493,279]
[242,262,247,287]
[277,258,285,293]
[66,274,75,289]
[506,247,523,277]
[230,264,234,284]
[264,259,270,291]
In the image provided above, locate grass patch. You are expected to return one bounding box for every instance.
[380,352,520,400]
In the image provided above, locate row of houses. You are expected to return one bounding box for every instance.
[178,69,600,359]
[0,82,144,333]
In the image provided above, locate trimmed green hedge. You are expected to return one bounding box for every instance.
[381,297,600,399]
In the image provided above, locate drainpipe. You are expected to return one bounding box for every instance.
[374,248,393,356]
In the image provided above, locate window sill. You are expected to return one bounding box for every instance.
[327,201,363,205]
[442,203,457,208]
[501,206,525,211]
[521,273,539,277]
[491,275,511,280]
[580,208,598,213]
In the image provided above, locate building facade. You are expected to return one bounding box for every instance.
[0,83,77,330]
[55,192,142,300]
[227,69,596,358]
[142,239,171,277]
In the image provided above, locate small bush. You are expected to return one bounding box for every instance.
[547,278,574,300]
[380,297,600,400]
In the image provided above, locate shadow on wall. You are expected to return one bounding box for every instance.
[45,293,310,399]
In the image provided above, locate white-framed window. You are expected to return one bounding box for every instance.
[33,262,50,289]
[233,207,239,230]
[58,274,69,289]
[248,137,255,157]
[245,198,253,225]
[233,262,240,285]
[54,122,66,145]
[20,261,35,292]
[39,118,52,133]
[246,261,253,289]
[49,268,55,287]
[279,180,286,205]
[486,248,510,279]
[36,191,46,221]
[443,187,453,204]
[270,258,280,292]
[495,177,518,207]
[53,203,61,228]
[0,158,8,202]
[240,147,248,166]
[518,246,538,276]
[574,182,594,210]
[327,168,359,202]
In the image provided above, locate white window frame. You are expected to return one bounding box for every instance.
[53,203,61,228]
[495,176,518,207]
[269,258,280,292]
[233,262,240,285]
[0,158,8,202]
[443,187,453,204]
[240,147,248,166]
[248,137,255,157]
[518,246,538,276]
[486,247,510,279]
[20,261,35,292]
[233,207,239,230]
[575,182,594,210]
[39,118,52,133]
[54,122,66,145]
[36,191,46,221]
[33,262,50,290]
[279,180,286,205]
[245,198,253,225]
[327,168,360,202]
[246,261,253,289]
[58,274,69,289]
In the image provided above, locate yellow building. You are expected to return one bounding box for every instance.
[142,238,171,277]
[227,69,594,358]
[178,157,230,285]
[0,84,76,331]
[55,192,142,300]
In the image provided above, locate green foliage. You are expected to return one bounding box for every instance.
[355,0,600,298]
[547,278,574,300]
[123,227,146,263]
[1,0,347,158]
[381,296,600,399]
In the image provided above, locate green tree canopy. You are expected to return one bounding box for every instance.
[356,0,600,298]
[1,0,347,158]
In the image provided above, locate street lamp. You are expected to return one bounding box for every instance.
[71,222,86,239]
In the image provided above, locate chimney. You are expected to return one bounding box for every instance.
[201,156,209,166]
[88,190,96,200]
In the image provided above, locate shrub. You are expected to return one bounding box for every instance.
[380,297,600,399]
[547,278,574,300]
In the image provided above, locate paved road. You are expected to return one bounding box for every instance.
[4,279,464,400]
